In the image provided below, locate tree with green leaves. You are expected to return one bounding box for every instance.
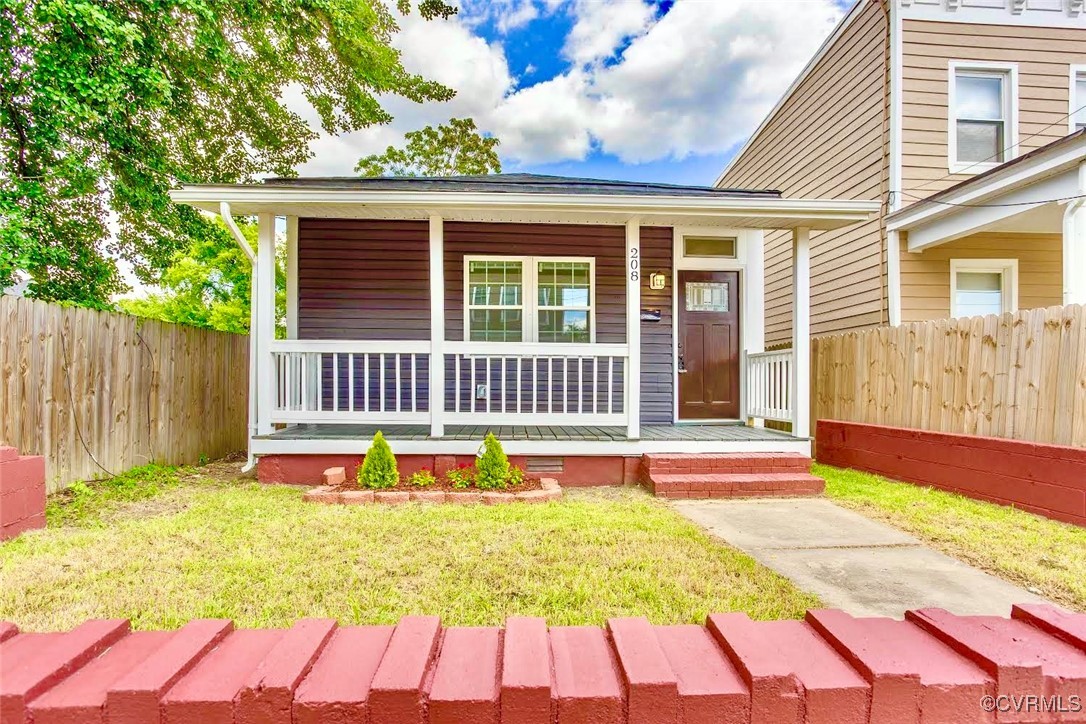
[1,0,457,308]
[356,117,501,177]
[117,219,286,336]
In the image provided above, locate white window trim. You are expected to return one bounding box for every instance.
[1070,65,1086,135]
[463,255,596,343]
[947,61,1019,176]
[949,258,1019,319]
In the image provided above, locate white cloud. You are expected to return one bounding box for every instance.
[294,0,845,175]
[561,0,656,66]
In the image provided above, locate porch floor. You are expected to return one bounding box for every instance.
[257,423,797,443]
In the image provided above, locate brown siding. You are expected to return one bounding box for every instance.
[297,218,430,341]
[719,0,889,345]
[297,219,674,425]
[899,231,1062,323]
[900,20,1086,201]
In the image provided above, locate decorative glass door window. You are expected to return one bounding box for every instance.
[685,282,730,312]
[465,256,594,342]
[467,260,523,341]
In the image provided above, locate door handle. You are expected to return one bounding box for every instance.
[678,354,687,374]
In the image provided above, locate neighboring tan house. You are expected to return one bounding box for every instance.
[718,0,1086,345]
[170,175,876,484]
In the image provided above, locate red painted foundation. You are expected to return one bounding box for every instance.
[0,446,46,541]
[258,453,639,487]
[816,420,1086,527]
[3,605,1085,723]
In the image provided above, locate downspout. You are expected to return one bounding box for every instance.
[220,202,259,472]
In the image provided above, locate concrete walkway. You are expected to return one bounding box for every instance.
[673,498,1049,617]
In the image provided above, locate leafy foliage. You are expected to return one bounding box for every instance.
[445,464,475,489]
[407,468,437,487]
[356,118,500,177]
[118,219,286,336]
[1,0,456,307]
[475,433,511,490]
[358,431,399,489]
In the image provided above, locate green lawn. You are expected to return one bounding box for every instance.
[0,464,818,631]
[818,463,1086,612]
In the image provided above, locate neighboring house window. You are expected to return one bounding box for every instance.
[949,62,1017,174]
[466,257,594,343]
[1071,66,1086,133]
[950,259,1018,319]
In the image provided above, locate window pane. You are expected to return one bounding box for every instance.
[956,74,1003,120]
[684,237,737,258]
[1074,76,1086,127]
[469,309,523,341]
[538,261,591,308]
[957,120,1003,163]
[538,310,590,343]
[468,260,522,307]
[955,271,1003,317]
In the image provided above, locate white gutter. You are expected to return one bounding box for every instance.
[1063,162,1086,304]
[219,201,258,473]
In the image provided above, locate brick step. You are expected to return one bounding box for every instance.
[647,473,825,500]
[641,452,812,475]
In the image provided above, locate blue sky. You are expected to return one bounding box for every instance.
[298,0,851,186]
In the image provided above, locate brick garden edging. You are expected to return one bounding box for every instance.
[816,420,1086,526]
[2,604,1085,723]
[0,446,46,541]
[302,467,563,505]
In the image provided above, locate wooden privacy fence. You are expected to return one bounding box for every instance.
[0,295,248,491]
[812,304,1086,447]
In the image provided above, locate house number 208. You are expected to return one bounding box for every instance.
[628,247,639,281]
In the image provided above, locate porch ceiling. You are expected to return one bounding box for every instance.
[169,186,879,231]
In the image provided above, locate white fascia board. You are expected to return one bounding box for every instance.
[169,187,880,225]
[887,136,1086,233]
[714,0,871,186]
[900,1,1086,29]
[906,171,1077,251]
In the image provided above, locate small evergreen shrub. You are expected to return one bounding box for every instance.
[408,468,437,487]
[446,464,475,489]
[508,465,525,487]
[475,433,511,490]
[358,431,398,489]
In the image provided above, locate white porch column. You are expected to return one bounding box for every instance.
[745,230,765,426]
[625,219,641,440]
[1063,162,1086,305]
[285,216,299,339]
[886,229,902,326]
[791,227,811,439]
[429,215,445,438]
[256,213,277,435]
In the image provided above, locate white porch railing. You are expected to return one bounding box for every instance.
[746,349,793,423]
[443,342,629,425]
[270,340,630,427]
[270,340,431,424]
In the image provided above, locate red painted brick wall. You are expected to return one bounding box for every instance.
[816,420,1086,526]
[257,453,638,487]
[0,446,46,540]
[2,605,1085,723]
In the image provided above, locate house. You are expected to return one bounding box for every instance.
[170,175,876,486]
[717,0,1086,346]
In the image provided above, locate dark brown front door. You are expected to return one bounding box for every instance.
[678,270,740,420]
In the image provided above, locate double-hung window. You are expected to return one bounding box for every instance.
[949,62,1017,173]
[1071,66,1086,133]
[466,257,594,343]
[950,259,1018,319]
